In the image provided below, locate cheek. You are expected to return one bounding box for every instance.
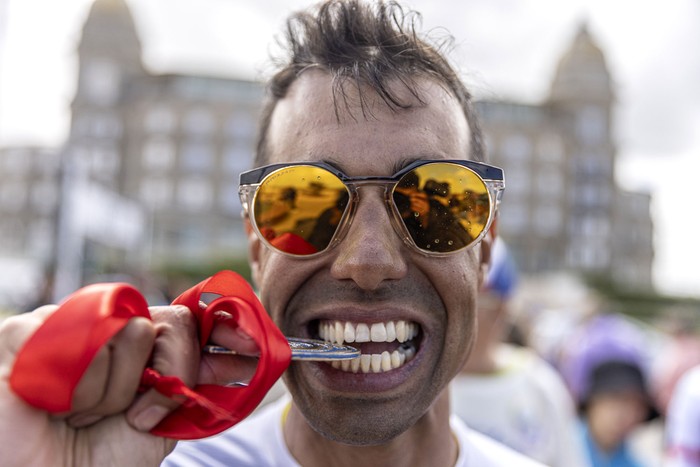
[434,254,481,312]
[254,252,289,322]
[433,256,480,369]
[254,253,320,326]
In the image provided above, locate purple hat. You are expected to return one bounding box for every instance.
[561,314,648,405]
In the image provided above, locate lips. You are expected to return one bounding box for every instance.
[316,319,420,374]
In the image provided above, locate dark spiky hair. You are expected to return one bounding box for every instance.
[254,0,484,165]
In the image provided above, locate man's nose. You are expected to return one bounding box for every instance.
[330,189,408,290]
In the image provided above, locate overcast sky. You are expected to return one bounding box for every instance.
[0,0,699,297]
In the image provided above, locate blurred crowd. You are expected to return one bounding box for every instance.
[451,237,700,467]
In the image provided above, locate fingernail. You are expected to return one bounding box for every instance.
[132,405,170,431]
[214,310,233,321]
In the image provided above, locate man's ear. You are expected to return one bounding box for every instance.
[245,218,262,288]
[478,217,498,289]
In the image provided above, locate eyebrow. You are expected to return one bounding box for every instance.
[322,155,434,177]
[393,157,423,173]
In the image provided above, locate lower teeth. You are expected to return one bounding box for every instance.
[329,342,416,373]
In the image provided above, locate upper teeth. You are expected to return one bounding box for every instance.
[319,320,419,345]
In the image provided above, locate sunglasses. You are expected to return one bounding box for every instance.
[239,160,504,257]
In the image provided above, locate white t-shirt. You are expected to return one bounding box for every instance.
[450,344,587,467]
[665,365,700,467]
[163,394,545,466]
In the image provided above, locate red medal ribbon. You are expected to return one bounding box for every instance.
[9,270,291,439]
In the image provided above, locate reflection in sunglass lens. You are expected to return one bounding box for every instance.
[253,166,349,255]
[393,163,490,253]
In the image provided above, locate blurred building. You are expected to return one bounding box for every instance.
[478,25,654,288]
[0,146,60,308]
[0,0,654,305]
[54,0,263,298]
[0,146,60,260]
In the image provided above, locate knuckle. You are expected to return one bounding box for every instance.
[113,317,156,349]
[144,306,200,386]
[0,309,56,355]
[153,308,198,343]
[0,308,49,335]
[150,305,197,333]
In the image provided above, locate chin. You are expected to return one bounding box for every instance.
[309,409,416,446]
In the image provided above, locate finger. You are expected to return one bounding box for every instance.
[0,305,59,357]
[210,314,260,356]
[148,305,200,386]
[198,353,259,386]
[198,317,260,386]
[65,344,110,416]
[67,317,156,427]
[126,305,199,432]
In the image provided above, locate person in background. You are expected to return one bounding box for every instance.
[664,364,700,466]
[450,237,588,467]
[560,314,658,467]
[650,320,700,417]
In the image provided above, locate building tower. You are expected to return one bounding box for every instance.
[477,22,653,288]
[547,23,618,274]
[69,0,145,190]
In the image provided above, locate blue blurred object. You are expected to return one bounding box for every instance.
[484,237,518,299]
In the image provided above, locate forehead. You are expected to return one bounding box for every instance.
[265,71,471,175]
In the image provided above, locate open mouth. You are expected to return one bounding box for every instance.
[315,319,421,374]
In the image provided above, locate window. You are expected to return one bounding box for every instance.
[34,151,60,176]
[143,138,175,171]
[84,59,120,105]
[0,182,27,211]
[91,145,120,174]
[226,111,256,139]
[534,203,562,236]
[576,106,606,144]
[184,108,215,135]
[72,114,92,137]
[70,146,91,175]
[2,149,30,174]
[0,219,24,251]
[572,184,611,208]
[140,178,173,209]
[145,106,175,134]
[538,134,563,163]
[503,167,529,196]
[29,218,54,257]
[31,181,59,214]
[181,141,214,173]
[501,134,532,163]
[535,167,563,197]
[573,152,607,177]
[223,141,252,174]
[498,203,528,232]
[177,177,213,211]
[568,216,610,238]
[92,113,122,138]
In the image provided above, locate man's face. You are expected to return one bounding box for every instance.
[248,71,488,444]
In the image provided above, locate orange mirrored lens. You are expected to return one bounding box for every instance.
[393,163,490,253]
[253,166,349,255]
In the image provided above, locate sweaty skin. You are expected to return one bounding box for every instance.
[247,71,491,467]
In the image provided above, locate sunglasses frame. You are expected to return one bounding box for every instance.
[239,159,505,257]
